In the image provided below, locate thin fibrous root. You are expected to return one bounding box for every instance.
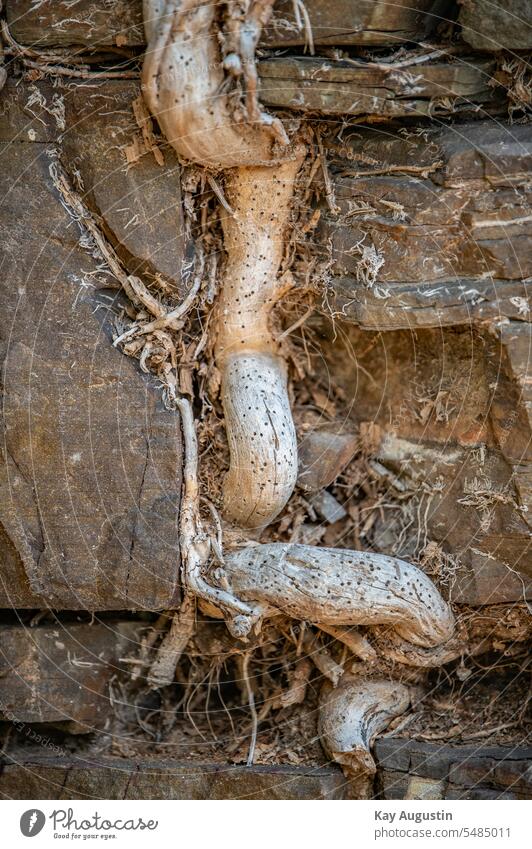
[223,544,455,649]
[319,675,411,780]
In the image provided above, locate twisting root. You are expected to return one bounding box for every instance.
[319,676,411,786]
[216,161,303,527]
[142,0,304,527]
[139,0,458,778]
[175,395,265,638]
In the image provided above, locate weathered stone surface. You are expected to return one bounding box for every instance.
[6,1,451,48]
[309,489,347,524]
[0,752,346,799]
[320,122,532,329]
[6,0,145,48]
[263,0,448,47]
[375,738,532,800]
[459,0,532,51]
[0,622,142,728]
[258,56,499,118]
[0,82,183,609]
[329,277,530,331]
[316,322,532,599]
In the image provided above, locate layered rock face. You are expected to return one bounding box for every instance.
[0,0,530,800]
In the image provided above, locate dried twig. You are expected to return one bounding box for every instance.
[49,161,166,317]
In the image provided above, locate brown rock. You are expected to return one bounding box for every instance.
[1,79,187,296]
[0,622,143,729]
[262,0,447,47]
[460,0,532,51]
[7,1,451,49]
[0,98,182,609]
[375,739,532,800]
[316,322,532,601]
[321,123,532,329]
[258,55,498,118]
[309,490,348,524]
[6,0,145,48]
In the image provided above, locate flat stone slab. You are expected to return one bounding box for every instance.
[0,752,346,800]
[0,81,183,610]
[0,622,144,729]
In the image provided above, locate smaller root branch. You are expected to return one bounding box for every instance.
[241,651,258,766]
[147,595,196,688]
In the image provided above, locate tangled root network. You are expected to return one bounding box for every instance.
[141,0,456,784]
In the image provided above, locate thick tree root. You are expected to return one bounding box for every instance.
[216,161,303,527]
[143,1,304,527]
[319,675,411,790]
[140,0,459,783]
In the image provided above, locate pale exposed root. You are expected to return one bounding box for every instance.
[215,160,304,527]
[143,3,305,528]
[175,395,266,638]
[319,675,411,783]
[50,160,170,319]
[316,625,377,662]
[142,0,294,169]
[272,657,312,709]
[239,651,258,766]
[176,394,453,659]
[147,595,196,688]
[139,0,459,771]
[223,544,455,649]
[221,353,297,527]
[372,628,491,668]
[303,632,344,685]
